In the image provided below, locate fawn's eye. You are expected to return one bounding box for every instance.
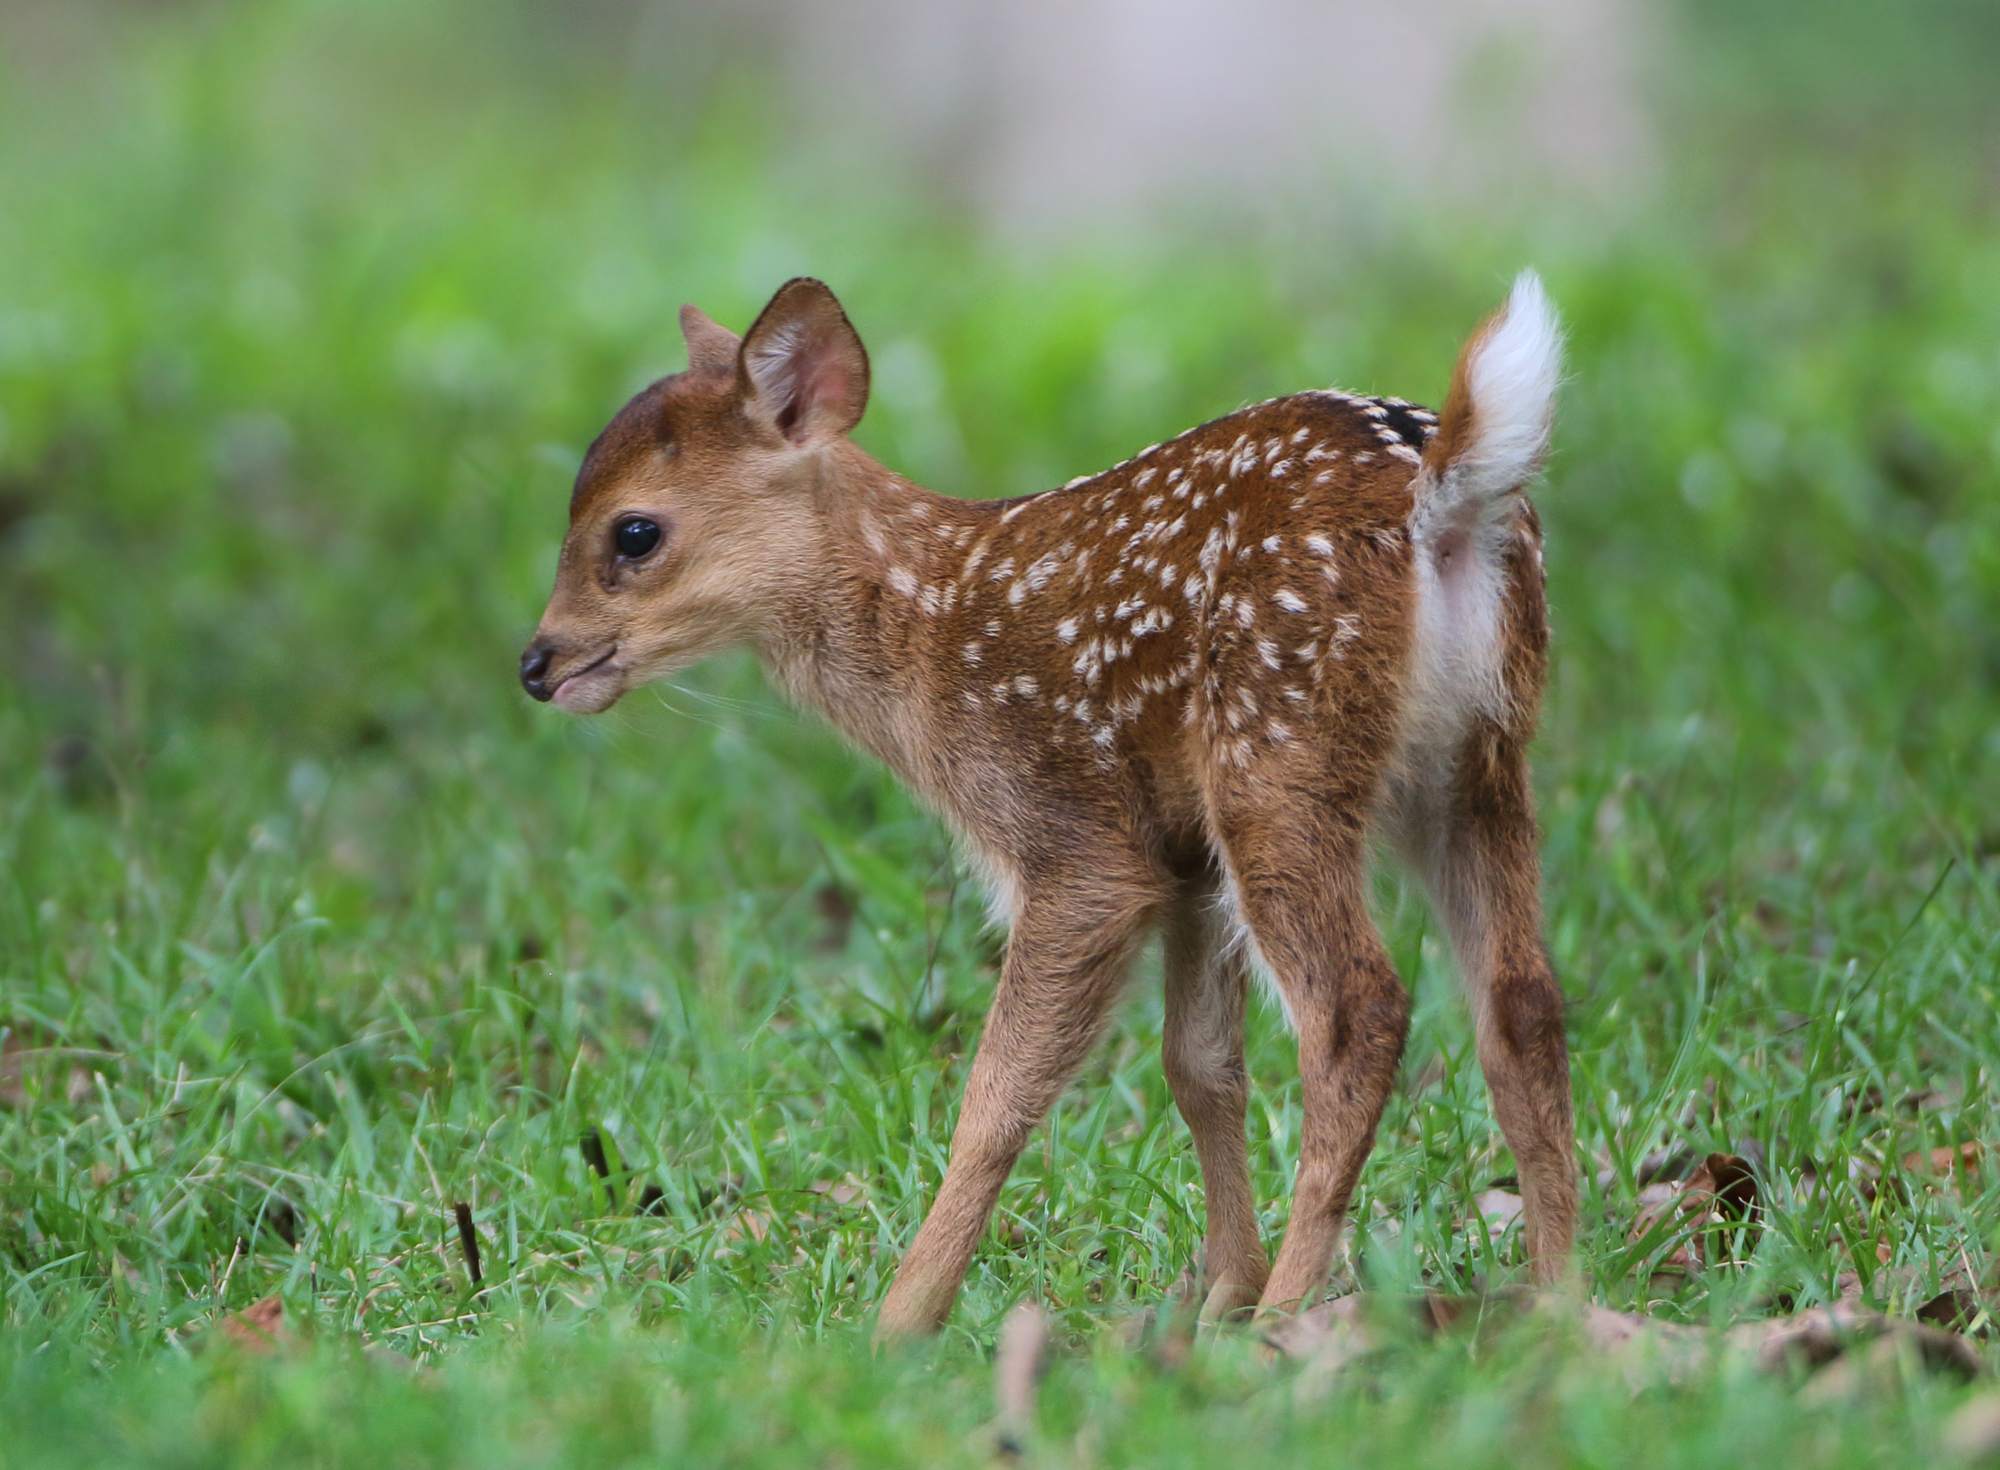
[613,517,662,560]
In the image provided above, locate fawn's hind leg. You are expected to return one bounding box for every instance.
[1161,878,1267,1316]
[1206,783,1410,1316]
[1401,730,1576,1277]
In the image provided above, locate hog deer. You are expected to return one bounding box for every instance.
[521,274,1576,1338]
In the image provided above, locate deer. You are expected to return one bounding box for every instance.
[520,273,1577,1340]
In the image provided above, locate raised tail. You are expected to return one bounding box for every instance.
[1413,271,1562,543]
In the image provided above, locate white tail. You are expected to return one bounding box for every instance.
[1415,269,1562,540]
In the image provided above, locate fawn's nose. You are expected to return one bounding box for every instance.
[519,642,555,702]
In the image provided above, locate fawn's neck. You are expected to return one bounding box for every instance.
[753,441,990,795]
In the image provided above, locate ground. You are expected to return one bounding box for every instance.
[5,3,2000,1465]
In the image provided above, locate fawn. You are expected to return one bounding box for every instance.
[521,274,1576,1338]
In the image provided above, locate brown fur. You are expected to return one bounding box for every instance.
[522,278,1577,1338]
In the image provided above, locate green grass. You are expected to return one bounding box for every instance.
[6,1,2000,1464]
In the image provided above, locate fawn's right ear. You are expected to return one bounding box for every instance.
[737,278,870,448]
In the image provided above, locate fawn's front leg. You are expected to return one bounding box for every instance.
[874,872,1156,1342]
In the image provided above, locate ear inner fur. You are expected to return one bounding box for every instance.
[737,277,871,446]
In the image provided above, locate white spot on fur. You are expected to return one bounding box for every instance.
[1273,588,1307,613]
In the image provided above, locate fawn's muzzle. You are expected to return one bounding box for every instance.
[519,642,555,702]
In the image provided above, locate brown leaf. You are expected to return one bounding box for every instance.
[1262,1292,1377,1363]
[1626,1152,1759,1275]
[216,1295,296,1356]
[1469,1189,1524,1241]
[1945,1392,2000,1459]
[1896,1144,1992,1200]
[1800,1153,1884,1205]
[1916,1288,1987,1333]
[1573,1303,1710,1388]
[1691,1152,1759,1221]
[1267,1291,1988,1394]
[0,1038,116,1110]
[807,1176,865,1207]
[1725,1300,1984,1381]
[1278,1296,1380,1402]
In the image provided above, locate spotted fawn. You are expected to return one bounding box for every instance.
[521,274,1577,1338]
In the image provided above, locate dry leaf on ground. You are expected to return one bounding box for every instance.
[1800,1153,1885,1205]
[1266,1290,1985,1395]
[214,1295,297,1356]
[1470,1189,1524,1241]
[808,1176,865,1206]
[0,1037,115,1109]
[1627,1152,1759,1274]
[1945,1392,2000,1460]
[1730,1299,1984,1380]
[1902,1142,1990,1203]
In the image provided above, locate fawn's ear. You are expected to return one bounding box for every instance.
[680,304,741,375]
[737,278,870,447]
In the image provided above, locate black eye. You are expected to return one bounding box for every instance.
[614,517,662,559]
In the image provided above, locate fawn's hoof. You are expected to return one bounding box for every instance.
[1198,1280,1262,1327]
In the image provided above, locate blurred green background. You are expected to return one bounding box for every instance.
[6,0,2000,1462]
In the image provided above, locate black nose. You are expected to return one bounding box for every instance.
[519,642,555,702]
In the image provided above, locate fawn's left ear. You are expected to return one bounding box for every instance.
[680,304,741,375]
[737,278,870,447]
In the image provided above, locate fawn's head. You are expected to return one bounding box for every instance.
[520,278,871,712]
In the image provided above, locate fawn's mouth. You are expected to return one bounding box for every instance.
[551,647,621,713]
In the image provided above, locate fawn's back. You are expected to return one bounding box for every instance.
[834,390,1484,906]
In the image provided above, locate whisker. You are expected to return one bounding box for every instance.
[664,682,785,720]
[648,686,732,734]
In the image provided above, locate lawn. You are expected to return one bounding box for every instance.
[6,1,2000,1464]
